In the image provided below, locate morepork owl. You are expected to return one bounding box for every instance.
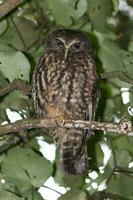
[32,29,99,175]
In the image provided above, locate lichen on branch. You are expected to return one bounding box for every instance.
[0,118,132,136]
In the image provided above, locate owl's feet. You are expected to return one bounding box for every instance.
[55,115,72,126]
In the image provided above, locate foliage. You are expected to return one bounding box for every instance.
[0,0,133,199]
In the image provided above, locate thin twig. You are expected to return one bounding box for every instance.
[0,118,132,136]
[0,79,31,97]
[114,167,133,175]
[0,130,39,154]
[0,0,25,19]
[0,137,20,153]
[100,71,133,85]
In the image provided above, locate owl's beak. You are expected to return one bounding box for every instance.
[64,47,69,59]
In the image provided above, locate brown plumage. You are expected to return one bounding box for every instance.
[32,29,99,175]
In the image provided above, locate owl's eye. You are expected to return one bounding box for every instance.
[57,40,64,48]
[71,43,81,50]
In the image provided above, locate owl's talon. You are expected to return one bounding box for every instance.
[72,120,75,127]
[55,116,66,126]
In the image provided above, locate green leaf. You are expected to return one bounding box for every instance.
[0,190,21,200]
[45,0,73,26]
[0,40,14,52]
[96,154,114,184]
[2,147,53,194]
[107,173,133,199]
[10,16,41,51]
[112,0,119,14]
[113,95,130,119]
[98,38,123,71]
[1,91,31,112]
[59,189,87,200]
[0,72,8,87]
[0,50,30,82]
[23,189,44,200]
[0,20,8,36]
[44,0,87,26]
[73,0,88,19]
[103,99,115,121]
[115,150,132,167]
[128,35,133,52]
[0,91,32,123]
[87,0,112,32]
[113,135,133,156]
[119,50,133,79]
[95,143,104,167]
[97,37,132,87]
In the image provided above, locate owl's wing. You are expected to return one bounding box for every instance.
[85,75,100,141]
[32,53,50,118]
[73,61,100,173]
[85,75,100,121]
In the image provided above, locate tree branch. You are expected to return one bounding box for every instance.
[100,71,133,85]
[0,118,132,136]
[0,79,31,97]
[0,0,25,19]
[0,136,20,153]
[0,72,133,137]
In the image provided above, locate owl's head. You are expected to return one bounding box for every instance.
[46,29,91,58]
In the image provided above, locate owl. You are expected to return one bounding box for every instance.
[32,29,99,175]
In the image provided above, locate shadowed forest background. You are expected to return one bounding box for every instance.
[0,0,133,199]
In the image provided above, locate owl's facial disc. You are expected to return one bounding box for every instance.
[57,37,79,59]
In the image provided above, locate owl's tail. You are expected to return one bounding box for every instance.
[57,128,88,176]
